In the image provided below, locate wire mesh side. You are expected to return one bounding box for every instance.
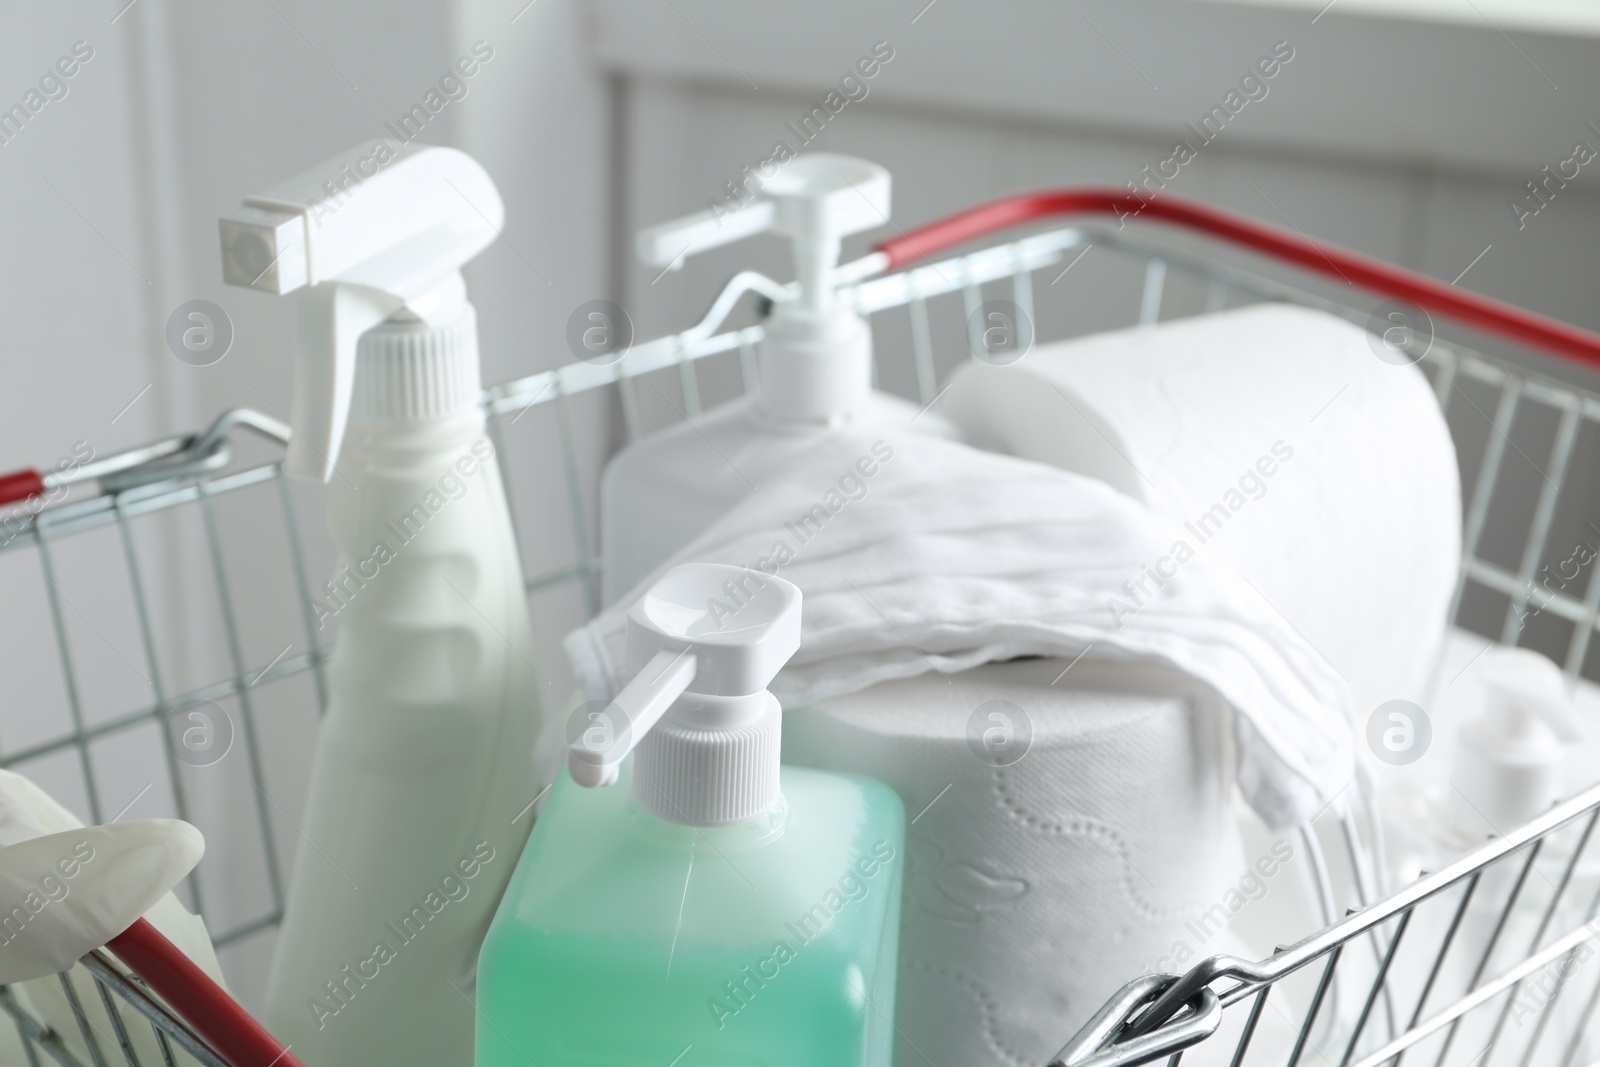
[0,950,229,1067]
[1056,784,1600,1067]
[0,452,328,982]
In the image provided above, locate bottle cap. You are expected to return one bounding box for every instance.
[567,563,801,826]
[351,303,481,423]
[1450,646,1581,830]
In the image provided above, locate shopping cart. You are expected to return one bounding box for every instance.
[3,186,1600,1066]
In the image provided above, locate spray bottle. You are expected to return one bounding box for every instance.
[477,562,904,1066]
[600,153,956,603]
[220,140,543,1065]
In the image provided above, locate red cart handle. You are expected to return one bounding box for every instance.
[874,188,1600,373]
[0,470,45,508]
[108,919,303,1067]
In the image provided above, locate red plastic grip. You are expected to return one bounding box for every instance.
[874,188,1600,372]
[0,469,45,508]
[107,919,303,1067]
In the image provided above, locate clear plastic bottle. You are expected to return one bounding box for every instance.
[477,564,905,1067]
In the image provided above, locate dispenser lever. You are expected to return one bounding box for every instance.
[632,153,890,294]
[568,648,698,787]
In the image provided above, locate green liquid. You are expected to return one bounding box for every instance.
[477,762,905,1067]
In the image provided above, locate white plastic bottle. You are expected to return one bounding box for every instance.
[601,154,956,603]
[1450,646,1582,833]
[1387,646,1582,882]
[220,142,542,1065]
[1383,646,1585,1032]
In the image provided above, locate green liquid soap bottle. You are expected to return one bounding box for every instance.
[477,563,905,1067]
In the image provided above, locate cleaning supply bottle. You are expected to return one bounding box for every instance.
[220,141,543,1066]
[600,153,956,603]
[1384,646,1584,1009]
[476,562,905,1067]
[1389,647,1582,876]
[1445,648,1586,1007]
[1449,646,1582,833]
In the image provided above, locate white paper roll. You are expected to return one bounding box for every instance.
[943,303,1461,722]
[784,657,1243,1066]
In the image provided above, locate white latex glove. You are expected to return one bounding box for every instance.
[0,818,204,984]
[0,770,220,1066]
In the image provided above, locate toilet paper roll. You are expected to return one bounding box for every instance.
[784,657,1243,1067]
[943,303,1461,722]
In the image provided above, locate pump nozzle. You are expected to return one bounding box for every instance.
[636,154,890,424]
[568,648,698,788]
[637,153,887,315]
[219,141,502,481]
[1451,646,1582,830]
[567,563,801,825]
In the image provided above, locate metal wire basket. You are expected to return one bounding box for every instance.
[1054,780,1600,1067]
[2,189,1599,1064]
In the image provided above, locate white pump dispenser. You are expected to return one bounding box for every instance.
[599,154,956,604]
[570,562,800,825]
[638,153,886,424]
[222,142,542,1067]
[1450,646,1581,831]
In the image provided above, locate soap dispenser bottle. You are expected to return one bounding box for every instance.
[1449,646,1582,834]
[476,563,905,1067]
[1387,646,1582,886]
[600,154,956,603]
[221,141,543,1066]
[1447,648,1588,970]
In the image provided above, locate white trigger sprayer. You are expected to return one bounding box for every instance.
[636,154,890,424]
[219,140,500,480]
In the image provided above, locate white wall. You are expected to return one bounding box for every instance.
[0,0,207,915]
[599,0,1600,349]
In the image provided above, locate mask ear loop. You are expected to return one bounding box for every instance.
[1301,762,1400,1053]
[1296,818,1343,1041]
[1292,760,1395,1054]
[1344,761,1402,1045]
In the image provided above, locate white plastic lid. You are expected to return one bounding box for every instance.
[567,563,801,825]
[350,302,481,423]
[1451,646,1581,830]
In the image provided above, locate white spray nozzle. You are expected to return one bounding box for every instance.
[636,153,889,315]
[219,141,502,481]
[567,563,801,805]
